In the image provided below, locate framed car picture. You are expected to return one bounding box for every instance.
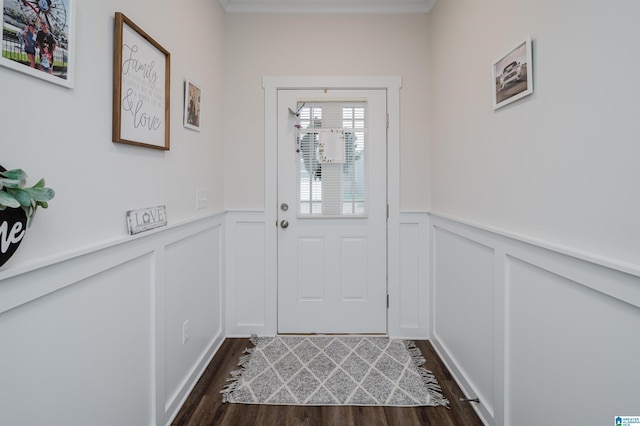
[493,37,533,110]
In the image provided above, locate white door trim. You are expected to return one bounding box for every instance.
[262,76,402,336]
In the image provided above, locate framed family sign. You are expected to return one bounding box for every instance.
[113,12,170,150]
[0,0,76,88]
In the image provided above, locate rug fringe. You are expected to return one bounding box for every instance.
[404,340,450,408]
[220,334,260,403]
[249,333,261,346]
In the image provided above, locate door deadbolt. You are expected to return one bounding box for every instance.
[280,220,289,229]
[280,203,289,211]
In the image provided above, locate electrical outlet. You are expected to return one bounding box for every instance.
[182,320,190,344]
[196,189,208,210]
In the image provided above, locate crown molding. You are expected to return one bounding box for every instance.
[218,0,437,14]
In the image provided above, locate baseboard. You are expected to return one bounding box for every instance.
[430,335,494,426]
[162,331,226,426]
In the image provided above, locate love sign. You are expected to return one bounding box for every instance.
[0,207,27,268]
[126,205,167,235]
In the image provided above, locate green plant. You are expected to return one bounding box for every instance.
[0,168,55,227]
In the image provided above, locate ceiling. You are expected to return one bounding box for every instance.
[217,0,438,14]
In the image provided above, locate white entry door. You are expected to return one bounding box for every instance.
[277,89,387,334]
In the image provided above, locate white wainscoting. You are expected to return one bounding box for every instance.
[226,210,431,338]
[224,211,278,337]
[0,214,225,426]
[388,212,431,338]
[430,213,640,426]
[5,206,636,426]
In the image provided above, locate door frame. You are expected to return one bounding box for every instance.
[262,76,402,335]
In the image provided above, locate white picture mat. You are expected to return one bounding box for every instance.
[119,22,167,147]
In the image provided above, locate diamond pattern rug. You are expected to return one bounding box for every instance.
[220,335,449,407]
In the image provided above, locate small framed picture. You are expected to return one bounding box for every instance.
[0,0,76,88]
[184,79,201,131]
[493,37,533,110]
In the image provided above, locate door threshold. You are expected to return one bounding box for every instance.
[277,332,389,337]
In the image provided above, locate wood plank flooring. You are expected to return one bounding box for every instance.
[171,338,484,426]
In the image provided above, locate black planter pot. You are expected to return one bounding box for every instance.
[0,164,28,268]
[0,206,27,268]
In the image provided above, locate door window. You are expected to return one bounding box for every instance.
[296,101,368,217]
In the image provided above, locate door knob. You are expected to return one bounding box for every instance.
[280,220,289,229]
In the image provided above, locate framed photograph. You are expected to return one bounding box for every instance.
[113,12,170,150]
[183,79,201,131]
[493,37,533,110]
[0,0,75,88]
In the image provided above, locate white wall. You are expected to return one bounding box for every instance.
[427,1,640,425]
[428,0,640,267]
[0,1,226,425]
[222,15,436,339]
[226,78,431,339]
[223,13,432,211]
[0,0,225,265]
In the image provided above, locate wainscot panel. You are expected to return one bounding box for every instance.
[432,226,496,418]
[161,222,224,422]
[388,213,432,338]
[429,212,640,426]
[507,256,640,426]
[225,211,277,336]
[0,254,154,426]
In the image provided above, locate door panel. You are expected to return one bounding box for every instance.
[277,89,387,334]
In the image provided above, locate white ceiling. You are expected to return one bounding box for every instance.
[218,0,438,14]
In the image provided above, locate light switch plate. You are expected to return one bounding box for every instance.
[196,189,208,210]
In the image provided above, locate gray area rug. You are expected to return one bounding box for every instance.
[221,335,449,407]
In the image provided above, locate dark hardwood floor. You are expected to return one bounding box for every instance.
[171,338,484,426]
